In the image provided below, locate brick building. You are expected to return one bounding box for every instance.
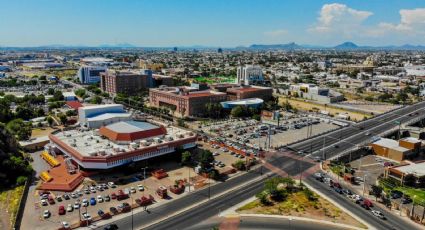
[149,87,227,117]
[100,70,153,95]
[226,85,273,101]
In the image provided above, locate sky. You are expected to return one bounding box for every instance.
[0,0,424,47]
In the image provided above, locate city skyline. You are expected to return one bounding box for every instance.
[1,0,425,47]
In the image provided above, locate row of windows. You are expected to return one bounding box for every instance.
[106,147,174,167]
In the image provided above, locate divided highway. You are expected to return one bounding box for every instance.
[92,102,425,230]
[289,101,425,158]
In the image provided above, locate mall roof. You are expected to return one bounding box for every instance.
[86,113,131,122]
[105,121,159,133]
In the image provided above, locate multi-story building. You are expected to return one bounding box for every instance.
[226,85,273,101]
[77,66,107,84]
[236,65,264,85]
[149,87,227,117]
[100,69,153,95]
[370,137,423,162]
[385,161,425,188]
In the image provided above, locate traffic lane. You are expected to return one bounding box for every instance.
[93,168,268,230]
[267,153,314,176]
[188,216,349,230]
[145,176,266,230]
[305,176,415,230]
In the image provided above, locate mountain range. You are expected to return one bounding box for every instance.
[2,42,425,50]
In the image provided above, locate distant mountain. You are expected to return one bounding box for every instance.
[250,42,302,50]
[98,43,137,48]
[334,41,358,49]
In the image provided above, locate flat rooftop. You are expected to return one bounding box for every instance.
[52,123,194,157]
[394,161,425,177]
[105,121,159,133]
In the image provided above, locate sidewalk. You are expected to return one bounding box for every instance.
[322,167,424,229]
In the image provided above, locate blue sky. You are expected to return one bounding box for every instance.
[0,0,424,47]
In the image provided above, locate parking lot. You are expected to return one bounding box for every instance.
[21,141,251,230]
[200,115,339,149]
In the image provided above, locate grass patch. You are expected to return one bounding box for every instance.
[396,187,425,203]
[0,185,25,224]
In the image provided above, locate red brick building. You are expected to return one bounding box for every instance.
[100,70,152,95]
[149,87,227,117]
[226,86,273,101]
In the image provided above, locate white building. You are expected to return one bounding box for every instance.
[78,66,107,84]
[78,104,131,128]
[236,65,264,85]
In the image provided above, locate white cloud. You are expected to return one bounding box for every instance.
[308,3,373,37]
[264,29,288,37]
[373,8,425,35]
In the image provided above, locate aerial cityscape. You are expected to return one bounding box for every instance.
[1,1,425,230]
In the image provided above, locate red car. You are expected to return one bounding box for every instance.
[111,193,117,199]
[58,205,66,215]
[48,196,55,205]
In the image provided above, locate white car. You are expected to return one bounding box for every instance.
[212,152,219,156]
[81,199,88,207]
[108,182,116,188]
[82,212,92,221]
[137,184,145,191]
[41,199,48,206]
[371,210,385,219]
[43,210,51,218]
[97,195,104,203]
[67,204,73,212]
[62,221,70,229]
[130,187,136,193]
[73,201,80,209]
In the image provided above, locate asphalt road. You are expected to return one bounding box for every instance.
[289,101,425,158]
[187,216,349,230]
[92,167,268,230]
[91,102,425,230]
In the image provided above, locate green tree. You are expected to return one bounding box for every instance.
[46,116,54,126]
[6,119,32,140]
[231,106,246,117]
[199,150,214,170]
[74,88,86,98]
[91,96,102,104]
[181,151,192,165]
[233,160,246,170]
[58,113,67,124]
[47,88,55,95]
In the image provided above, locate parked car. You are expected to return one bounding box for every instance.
[97,195,104,203]
[109,207,118,215]
[111,193,117,199]
[137,185,145,191]
[56,195,63,202]
[401,196,412,204]
[74,201,81,209]
[58,205,66,215]
[62,221,70,229]
[108,182,116,188]
[104,195,111,202]
[90,197,97,206]
[67,204,73,212]
[43,210,51,218]
[41,199,48,206]
[390,190,403,199]
[63,194,70,200]
[371,210,385,219]
[82,212,92,221]
[98,209,105,217]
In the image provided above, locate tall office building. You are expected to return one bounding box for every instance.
[77,66,107,84]
[100,69,153,95]
[236,65,264,85]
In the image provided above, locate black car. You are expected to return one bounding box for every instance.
[109,207,118,214]
[334,188,343,194]
[104,224,119,230]
[342,189,353,196]
[63,194,70,200]
[401,196,412,204]
[98,209,105,217]
[390,191,403,199]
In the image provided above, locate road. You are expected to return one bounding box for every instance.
[289,101,425,159]
[187,216,349,230]
[91,102,425,230]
